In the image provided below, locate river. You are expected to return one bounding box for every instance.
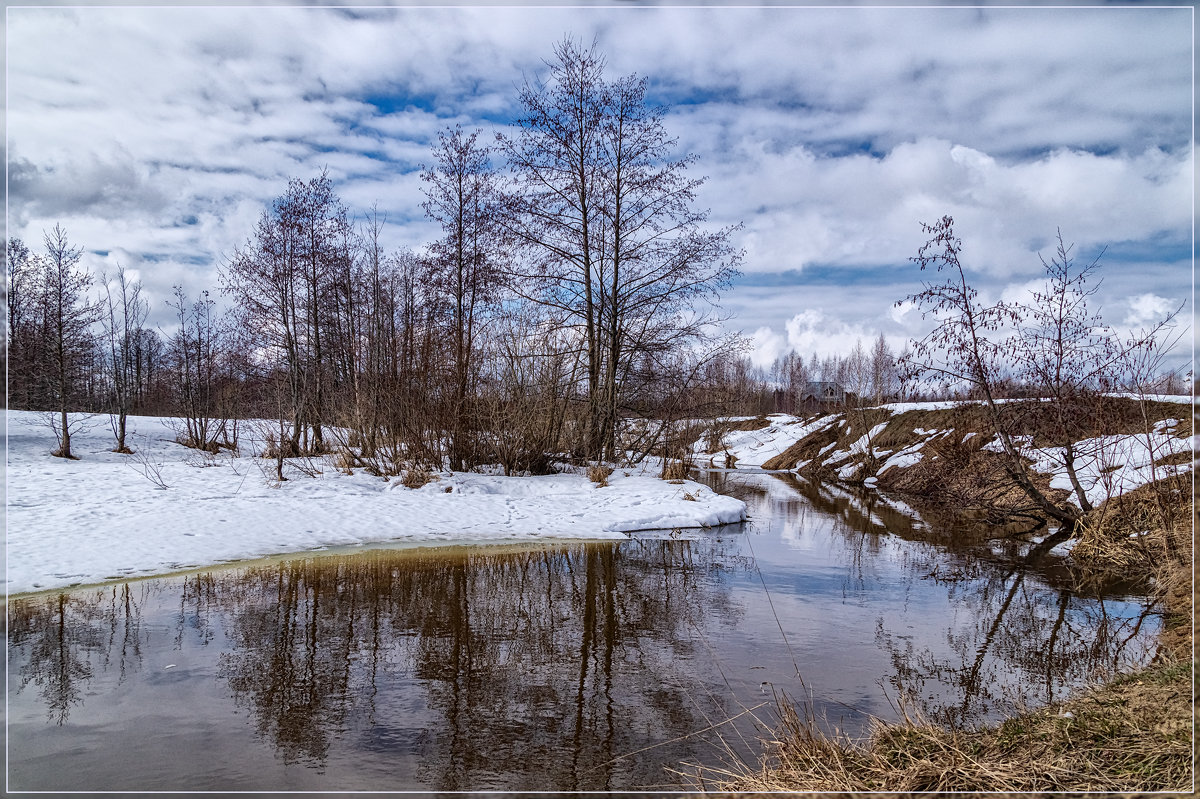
[5,470,1160,791]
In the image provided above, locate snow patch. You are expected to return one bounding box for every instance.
[6,411,747,595]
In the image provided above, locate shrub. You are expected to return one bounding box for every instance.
[587,464,613,487]
[401,466,434,489]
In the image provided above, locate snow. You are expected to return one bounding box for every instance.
[847,422,888,456]
[699,414,837,468]
[983,426,1193,508]
[879,400,970,414]
[1034,432,1192,508]
[877,443,926,475]
[5,411,746,596]
[1104,393,1193,405]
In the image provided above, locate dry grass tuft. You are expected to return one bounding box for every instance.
[401,466,434,489]
[662,459,691,481]
[704,657,1193,793]
[587,464,614,487]
[1073,474,1191,579]
[332,450,357,474]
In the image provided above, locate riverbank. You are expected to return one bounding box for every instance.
[695,396,1192,532]
[702,527,1192,792]
[693,458,1195,792]
[4,410,746,596]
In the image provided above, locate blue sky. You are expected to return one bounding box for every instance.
[6,3,1193,370]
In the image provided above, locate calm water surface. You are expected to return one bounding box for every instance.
[6,471,1161,791]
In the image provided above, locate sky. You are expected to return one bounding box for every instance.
[6,3,1194,373]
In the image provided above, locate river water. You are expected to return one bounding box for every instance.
[5,470,1161,791]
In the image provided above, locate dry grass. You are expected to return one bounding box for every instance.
[587,464,613,487]
[761,423,841,471]
[700,416,771,454]
[332,449,357,474]
[400,466,434,489]
[1073,474,1191,578]
[662,459,691,481]
[703,649,1193,793]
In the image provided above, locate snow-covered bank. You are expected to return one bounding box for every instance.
[693,399,1195,507]
[5,411,746,596]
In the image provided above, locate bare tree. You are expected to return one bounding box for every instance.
[497,37,740,462]
[100,265,149,453]
[167,287,231,452]
[223,173,352,458]
[7,237,39,409]
[898,216,1073,526]
[900,216,1181,528]
[39,225,99,459]
[870,333,899,403]
[422,126,503,471]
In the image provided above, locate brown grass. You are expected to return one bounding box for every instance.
[701,416,771,454]
[662,459,691,481]
[587,464,613,487]
[704,653,1192,793]
[401,466,434,489]
[332,450,357,474]
[1072,474,1191,578]
[761,423,841,471]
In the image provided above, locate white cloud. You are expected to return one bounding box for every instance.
[1123,293,1178,329]
[779,310,908,363]
[748,326,787,369]
[5,6,1191,342]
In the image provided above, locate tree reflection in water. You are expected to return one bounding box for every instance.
[8,583,148,724]
[211,540,748,789]
[5,477,1164,790]
[700,470,1161,730]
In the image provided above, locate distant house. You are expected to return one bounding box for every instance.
[800,381,847,406]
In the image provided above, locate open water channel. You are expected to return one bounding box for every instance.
[6,471,1161,791]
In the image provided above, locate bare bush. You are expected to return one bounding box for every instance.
[587,464,613,487]
[401,466,434,489]
[661,459,690,481]
[127,435,169,489]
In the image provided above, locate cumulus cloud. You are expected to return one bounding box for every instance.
[5,5,1191,342]
[748,326,787,369]
[1123,293,1179,329]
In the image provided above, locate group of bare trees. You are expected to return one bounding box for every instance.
[32,38,730,476]
[4,39,745,471]
[8,226,105,458]
[7,224,223,459]
[691,334,903,417]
